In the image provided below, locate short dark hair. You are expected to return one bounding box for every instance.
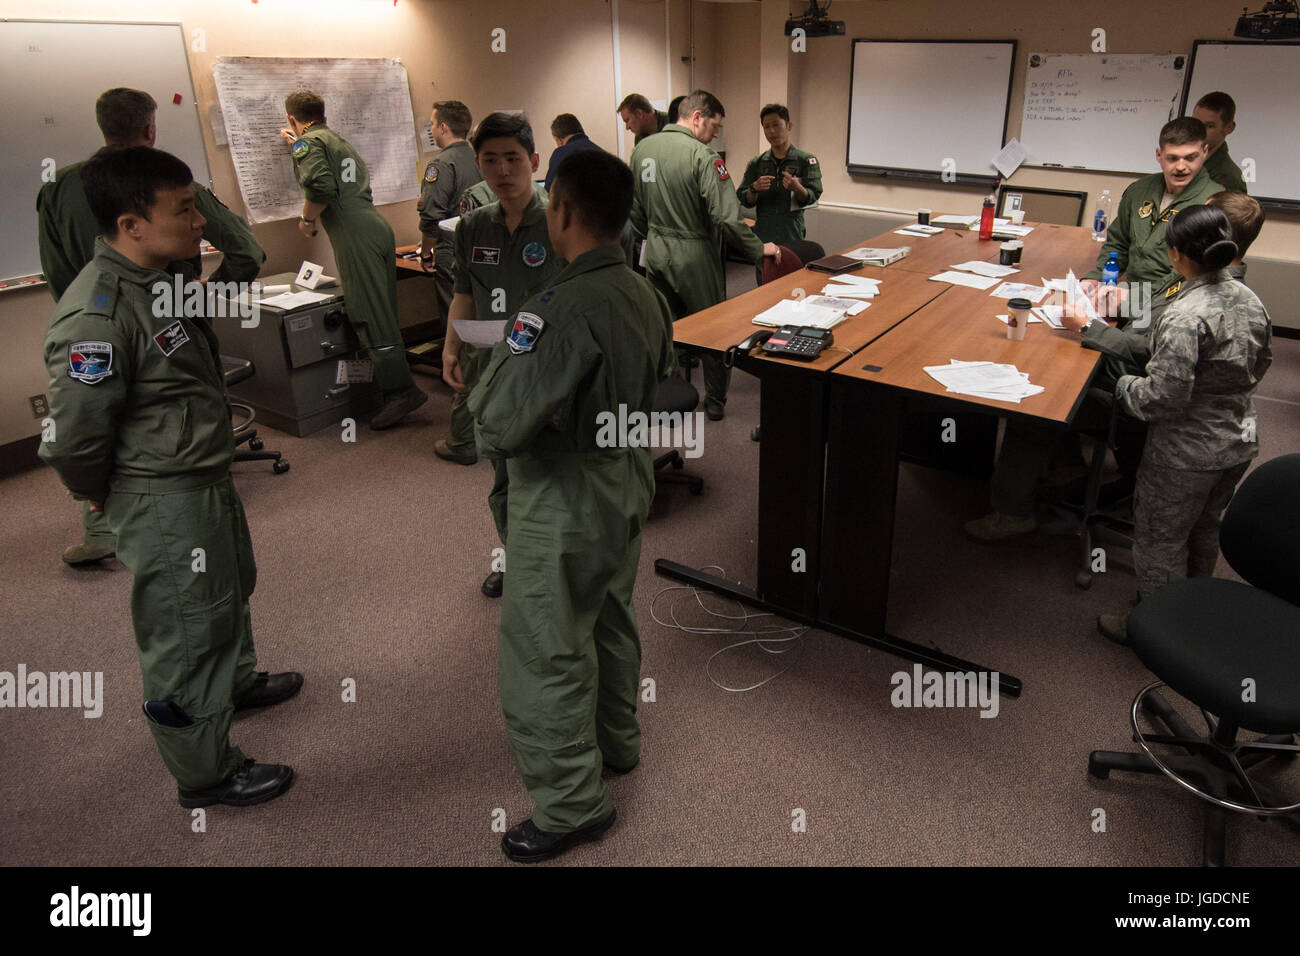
[1159,116,1207,149]
[677,89,724,121]
[1207,191,1264,257]
[472,111,535,155]
[1165,204,1237,271]
[759,103,790,124]
[1195,91,1237,125]
[550,113,585,140]
[667,96,686,123]
[433,100,472,138]
[96,88,156,145]
[284,90,326,124]
[550,151,632,241]
[617,93,653,115]
[83,146,193,236]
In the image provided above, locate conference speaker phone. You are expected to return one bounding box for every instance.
[725,325,833,365]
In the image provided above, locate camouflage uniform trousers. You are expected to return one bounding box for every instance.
[1133,460,1250,599]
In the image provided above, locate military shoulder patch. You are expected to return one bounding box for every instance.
[807,156,818,166]
[424,164,439,183]
[539,289,556,304]
[67,341,113,385]
[153,320,190,357]
[459,196,473,216]
[507,312,545,354]
[291,139,310,160]
[1165,281,1182,299]
[714,158,730,181]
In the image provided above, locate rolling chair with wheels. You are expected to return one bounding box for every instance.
[221,355,289,474]
[1087,453,1300,866]
[652,373,704,497]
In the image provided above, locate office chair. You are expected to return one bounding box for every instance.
[1087,453,1300,866]
[222,355,289,474]
[652,373,704,497]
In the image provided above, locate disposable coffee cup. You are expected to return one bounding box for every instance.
[1010,209,1026,225]
[1006,297,1031,341]
[1010,240,1024,264]
[999,242,1016,266]
[917,208,931,226]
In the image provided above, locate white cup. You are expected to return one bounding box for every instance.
[1005,297,1031,341]
[1009,209,1026,225]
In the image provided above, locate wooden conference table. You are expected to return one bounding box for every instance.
[657,222,1104,697]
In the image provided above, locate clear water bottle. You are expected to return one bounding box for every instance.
[1102,252,1120,286]
[1092,189,1112,242]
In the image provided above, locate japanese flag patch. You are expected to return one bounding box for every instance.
[291,139,310,160]
[714,158,730,181]
[153,320,190,357]
[507,312,545,354]
[67,341,113,385]
[808,156,818,166]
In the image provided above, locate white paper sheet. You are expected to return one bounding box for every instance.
[258,290,333,309]
[951,260,1019,278]
[452,318,509,346]
[929,270,1001,291]
[993,138,1027,178]
[988,282,1050,303]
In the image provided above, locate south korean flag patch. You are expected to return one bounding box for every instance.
[67,341,113,385]
[507,312,545,355]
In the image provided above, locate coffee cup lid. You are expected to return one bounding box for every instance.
[1007,297,1032,309]
[1000,241,1015,250]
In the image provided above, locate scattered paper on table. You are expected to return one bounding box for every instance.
[929,270,1001,291]
[895,228,935,238]
[821,285,877,299]
[258,290,333,309]
[932,214,979,227]
[752,299,844,330]
[996,312,1043,325]
[905,223,945,235]
[806,295,870,316]
[951,260,1019,278]
[923,359,1044,403]
[988,282,1049,303]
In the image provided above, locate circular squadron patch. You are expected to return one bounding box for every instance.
[291,139,310,160]
[522,241,547,267]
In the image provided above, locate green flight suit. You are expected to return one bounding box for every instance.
[290,124,412,395]
[452,195,561,542]
[634,109,670,145]
[458,180,547,217]
[736,145,823,246]
[418,140,482,324]
[1203,143,1248,194]
[37,155,266,552]
[39,239,261,790]
[630,124,764,408]
[1084,167,1223,322]
[468,245,677,831]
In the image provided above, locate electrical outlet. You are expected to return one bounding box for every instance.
[29,394,48,418]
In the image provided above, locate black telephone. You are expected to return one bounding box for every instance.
[725,326,833,365]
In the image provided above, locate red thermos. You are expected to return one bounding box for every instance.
[978,194,995,240]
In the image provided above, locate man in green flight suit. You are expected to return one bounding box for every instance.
[1080,116,1222,329]
[630,89,778,421]
[736,103,823,247]
[458,179,548,217]
[282,90,427,430]
[38,87,266,567]
[441,113,561,598]
[469,149,677,863]
[416,100,482,326]
[1192,91,1248,195]
[40,147,300,807]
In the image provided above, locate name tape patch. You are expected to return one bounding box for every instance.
[153,320,190,357]
[472,246,501,265]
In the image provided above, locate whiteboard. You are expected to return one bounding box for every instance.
[1184,41,1300,209]
[213,57,420,225]
[0,19,210,284]
[1019,53,1186,173]
[846,40,1015,183]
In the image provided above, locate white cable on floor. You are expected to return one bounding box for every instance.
[650,566,806,693]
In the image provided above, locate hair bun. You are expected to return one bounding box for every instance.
[1204,238,1238,271]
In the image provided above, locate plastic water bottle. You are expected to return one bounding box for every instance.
[978,194,995,240]
[1092,190,1112,242]
[1102,252,1120,286]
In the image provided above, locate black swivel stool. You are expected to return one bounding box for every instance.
[1088,453,1300,866]
[652,373,703,497]
[221,355,289,475]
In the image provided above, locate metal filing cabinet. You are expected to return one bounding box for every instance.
[220,272,380,437]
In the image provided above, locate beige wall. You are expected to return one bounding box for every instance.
[3,0,1296,450]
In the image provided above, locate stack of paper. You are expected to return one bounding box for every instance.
[923,360,1045,404]
[988,282,1050,303]
[821,274,882,299]
[1030,306,1065,329]
[951,260,1019,278]
[752,298,845,330]
[895,223,944,238]
[843,246,909,266]
[805,294,870,317]
[932,214,978,227]
[258,289,334,310]
[929,270,1001,291]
